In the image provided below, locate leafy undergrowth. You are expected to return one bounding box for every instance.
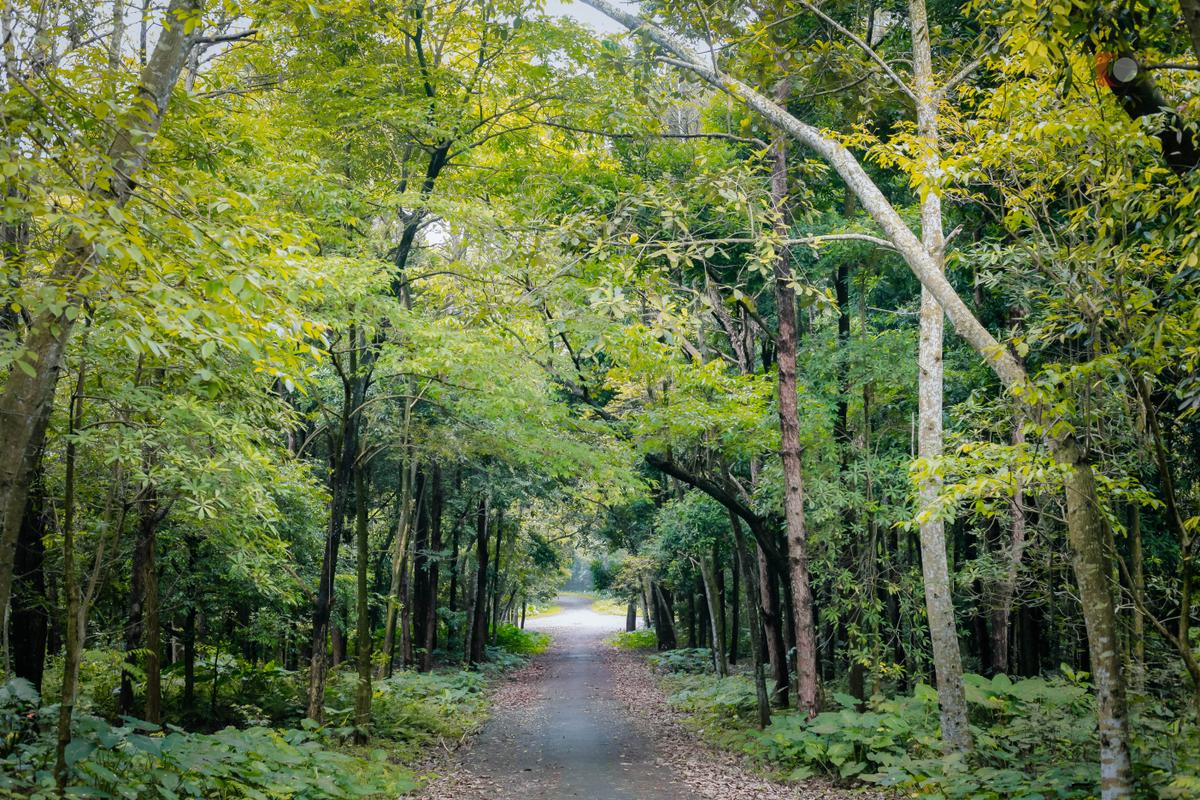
[649,654,1200,800]
[493,624,551,656]
[1,636,546,799]
[611,629,658,650]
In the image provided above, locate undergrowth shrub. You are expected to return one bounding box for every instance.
[612,629,657,650]
[324,667,489,747]
[649,648,715,674]
[657,667,1200,799]
[493,624,550,655]
[0,679,413,799]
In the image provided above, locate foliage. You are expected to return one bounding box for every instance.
[612,630,659,650]
[493,625,551,656]
[0,681,412,800]
[649,649,716,675]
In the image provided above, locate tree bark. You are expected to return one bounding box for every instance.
[11,459,48,690]
[697,554,728,677]
[467,496,489,666]
[731,513,771,728]
[421,464,442,671]
[769,127,820,718]
[352,454,372,743]
[382,457,417,676]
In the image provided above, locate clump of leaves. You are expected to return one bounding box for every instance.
[649,648,715,674]
[611,629,658,650]
[0,680,413,799]
[494,624,550,655]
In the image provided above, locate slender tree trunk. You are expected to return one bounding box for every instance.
[382,457,417,676]
[697,555,729,676]
[1128,505,1145,690]
[729,551,740,665]
[352,454,372,744]
[731,513,771,728]
[652,581,677,650]
[12,459,48,690]
[489,506,504,644]
[468,497,489,666]
[1180,0,1200,64]
[770,126,820,718]
[907,0,972,753]
[625,598,637,632]
[139,488,163,725]
[1056,438,1133,797]
[308,330,364,720]
[0,0,203,630]
[989,421,1028,675]
[758,546,789,707]
[54,367,85,791]
[422,465,442,671]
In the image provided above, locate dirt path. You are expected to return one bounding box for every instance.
[417,594,686,799]
[415,595,868,800]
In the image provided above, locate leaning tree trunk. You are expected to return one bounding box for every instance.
[0,0,203,633]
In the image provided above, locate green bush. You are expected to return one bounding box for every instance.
[649,648,715,674]
[612,629,658,650]
[493,624,550,655]
[0,680,413,799]
[323,667,489,746]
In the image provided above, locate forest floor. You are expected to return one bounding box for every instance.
[412,595,872,800]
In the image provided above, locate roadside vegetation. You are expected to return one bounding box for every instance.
[1,0,1198,798]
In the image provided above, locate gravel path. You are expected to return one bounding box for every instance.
[414,595,875,800]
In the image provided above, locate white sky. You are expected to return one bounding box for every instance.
[543,0,628,34]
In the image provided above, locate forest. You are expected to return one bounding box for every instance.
[0,0,1198,798]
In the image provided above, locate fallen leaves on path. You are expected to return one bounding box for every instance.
[602,645,886,800]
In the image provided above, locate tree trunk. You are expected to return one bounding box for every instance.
[140,488,163,725]
[1056,439,1132,798]
[770,127,820,718]
[411,468,431,668]
[11,459,48,690]
[1179,0,1200,64]
[652,581,677,650]
[422,465,443,671]
[731,513,771,728]
[0,0,203,629]
[728,552,739,665]
[352,455,372,744]
[758,545,789,707]
[1128,505,1144,690]
[468,497,490,666]
[54,367,85,791]
[626,598,637,632]
[489,506,504,644]
[697,555,729,677]
[382,457,417,676]
[308,330,364,721]
[907,0,972,753]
